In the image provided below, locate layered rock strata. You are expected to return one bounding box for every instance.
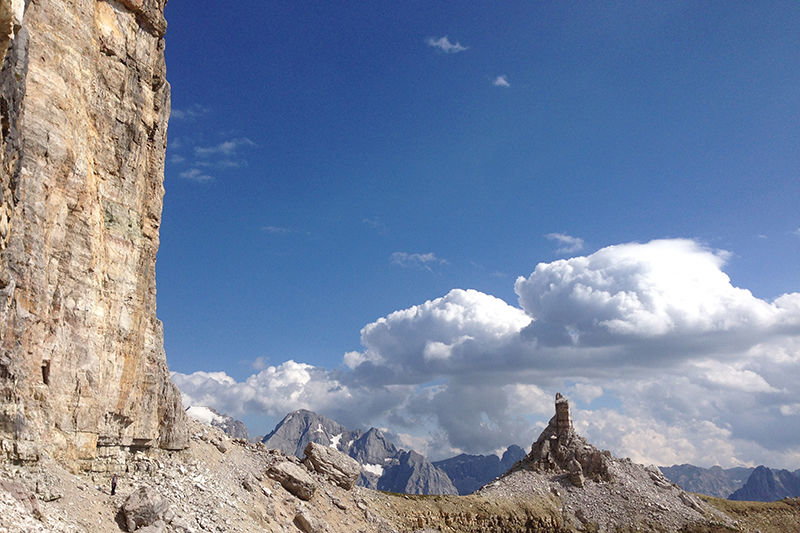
[0,0,187,468]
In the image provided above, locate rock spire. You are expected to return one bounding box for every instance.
[525,393,611,487]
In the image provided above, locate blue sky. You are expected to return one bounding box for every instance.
[161,2,800,465]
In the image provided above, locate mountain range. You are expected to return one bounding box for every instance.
[259,409,525,495]
[660,463,800,501]
[185,406,800,502]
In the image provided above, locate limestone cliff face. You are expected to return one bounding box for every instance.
[0,0,187,468]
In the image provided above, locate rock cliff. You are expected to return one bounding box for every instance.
[0,0,187,469]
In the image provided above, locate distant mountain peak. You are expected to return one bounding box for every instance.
[185,406,249,440]
[729,465,800,501]
[261,409,456,495]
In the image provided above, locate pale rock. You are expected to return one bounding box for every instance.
[266,461,317,501]
[121,486,169,532]
[0,0,187,469]
[294,510,323,533]
[302,442,361,490]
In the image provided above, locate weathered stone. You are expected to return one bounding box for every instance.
[526,393,612,484]
[267,461,317,501]
[121,486,170,532]
[554,392,571,435]
[294,510,322,533]
[0,0,187,468]
[303,442,361,490]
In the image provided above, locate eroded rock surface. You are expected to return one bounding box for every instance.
[303,442,361,490]
[0,0,187,468]
[480,393,736,532]
[525,392,612,487]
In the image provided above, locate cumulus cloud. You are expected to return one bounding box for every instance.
[516,239,793,348]
[173,360,408,431]
[493,75,510,88]
[545,232,585,254]
[174,239,800,466]
[426,36,468,54]
[390,252,448,271]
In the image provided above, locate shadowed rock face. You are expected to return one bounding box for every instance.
[433,445,526,495]
[0,0,187,468]
[729,466,800,502]
[378,450,458,495]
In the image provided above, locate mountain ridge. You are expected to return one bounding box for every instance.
[261,409,457,494]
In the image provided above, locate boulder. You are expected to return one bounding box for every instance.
[303,442,361,490]
[266,461,316,500]
[121,486,170,532]
[294,510,322,533]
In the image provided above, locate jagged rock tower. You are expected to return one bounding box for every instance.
[525,393,611,487]
[0,0,187,468]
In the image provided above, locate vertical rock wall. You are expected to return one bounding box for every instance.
[0,0,187,468]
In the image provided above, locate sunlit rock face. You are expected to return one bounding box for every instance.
[0,0,187,469]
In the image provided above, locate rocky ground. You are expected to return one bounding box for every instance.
[1,417,799,533]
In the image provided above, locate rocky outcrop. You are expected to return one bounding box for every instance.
[302,442,361,490]
[480,393,736,532]
[0,0,187,468]
[267,460,317,501]
[433,445,525,495]
[729,465,800,502]
[659,464,753,499]
[524,393,612,487]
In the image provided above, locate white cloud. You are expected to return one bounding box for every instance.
[362,217,388,234]
[545,232,584,254]
[261,225,292,234]
[493,75,510,88]
[171,104,208,121]
[174,361,354,420]
[780,404,800,416]
[570,383,604,404]
[174,239,800,466]
[692,360,778,393]
[194,137,256,157]
[169,154,186,164]
[426,36,468,54]
[516,239,786,344]
[390,252,448,270]
[251,356,270,371]
[178,168,214,182]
